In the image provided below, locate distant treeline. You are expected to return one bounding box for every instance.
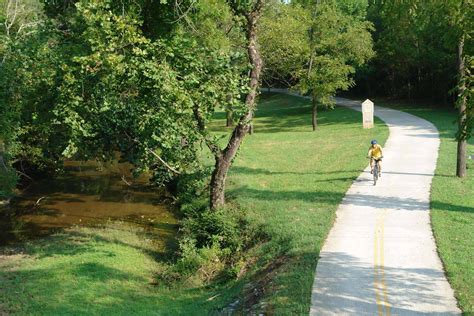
[352,1,471,105]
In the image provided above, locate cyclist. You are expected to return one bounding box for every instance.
[368,139,383,176]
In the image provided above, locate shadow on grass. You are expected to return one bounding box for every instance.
[24,224,178,263]
[231,166,457,179]
[0,224,265,315]
[230,185,473,214]
[431,200,474,214]
[212,93,366,134]
[0,260,208,315]
[231,166,361,176]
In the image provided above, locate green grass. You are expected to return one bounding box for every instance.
[0,93,389,315]
[0,222,229,315]
[375,100,474,314]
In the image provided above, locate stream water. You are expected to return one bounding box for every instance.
[0,160,178,249]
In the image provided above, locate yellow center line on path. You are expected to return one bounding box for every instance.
[380,212,391,316]
[374,214,383,315]
[374,210,391,315]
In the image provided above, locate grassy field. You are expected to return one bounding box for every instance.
[0,93,389,315]
[376,100,474,314]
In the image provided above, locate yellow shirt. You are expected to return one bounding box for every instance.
[368,144,383,159]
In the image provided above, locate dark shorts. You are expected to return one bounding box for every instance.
[371,157,382,162]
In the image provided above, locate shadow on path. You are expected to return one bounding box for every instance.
[311,252,459,315]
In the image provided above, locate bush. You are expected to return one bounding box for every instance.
[157,171,265,285]
[181,206,246,252]
[174,236,226,286]
[170,203,266,284]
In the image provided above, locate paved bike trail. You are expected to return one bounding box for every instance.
[309,97,460,315]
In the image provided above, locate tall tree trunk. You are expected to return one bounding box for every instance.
[210,155,229,208]
[226,110,233,127]
[210,1,264,210]
[456,34,467,178]
[312,92,317,131]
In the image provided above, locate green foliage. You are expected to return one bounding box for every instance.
[172,167,264,285]
[260,1,374,108]
[175,168,211,204]
[259,2,310,85]
[185,0,242,53]
[0,143,16,199]
[1,0,68,173]
[2,0,245,187]
[297,1,374,106]
[173,236,226,285]
[2,0,257,209]
[228,0,261,14]
[358,0,473,103]
[181,207,244,251]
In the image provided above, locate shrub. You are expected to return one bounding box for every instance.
[159,169,267,286]
[174,236,226,286]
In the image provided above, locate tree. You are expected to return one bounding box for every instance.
[356,0,459,102]
[181,0,245,128]
[259,2,310,87]
[296,0,374,130]
[450,0,474,178]
[0,0,49,197]
[260,0,374,130]
[50,0,227,179]
[428,0,474,177]
[207,0,265,209]
[42,0,265,211]
[1,0,263,210]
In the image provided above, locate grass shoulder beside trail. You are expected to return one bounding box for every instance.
[0,93,389,315]
[376,100,474,314]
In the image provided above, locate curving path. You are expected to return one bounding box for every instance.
[309,97,460,315]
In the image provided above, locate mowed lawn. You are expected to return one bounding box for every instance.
[0,93,389,315]
[376,101,474,314]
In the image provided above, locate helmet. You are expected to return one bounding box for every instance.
[371,140,377,145]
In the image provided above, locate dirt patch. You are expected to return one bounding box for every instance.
[222,255,290,315]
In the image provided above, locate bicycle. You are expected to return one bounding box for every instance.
[369,157,383,186]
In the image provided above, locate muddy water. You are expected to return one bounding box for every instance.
[0,160,178,249]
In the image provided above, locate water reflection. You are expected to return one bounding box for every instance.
[0,160,178,250]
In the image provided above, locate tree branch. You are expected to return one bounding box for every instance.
[125,133,181,175]
[192,104,222,157]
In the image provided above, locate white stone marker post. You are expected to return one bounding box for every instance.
[362,99,374,129]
